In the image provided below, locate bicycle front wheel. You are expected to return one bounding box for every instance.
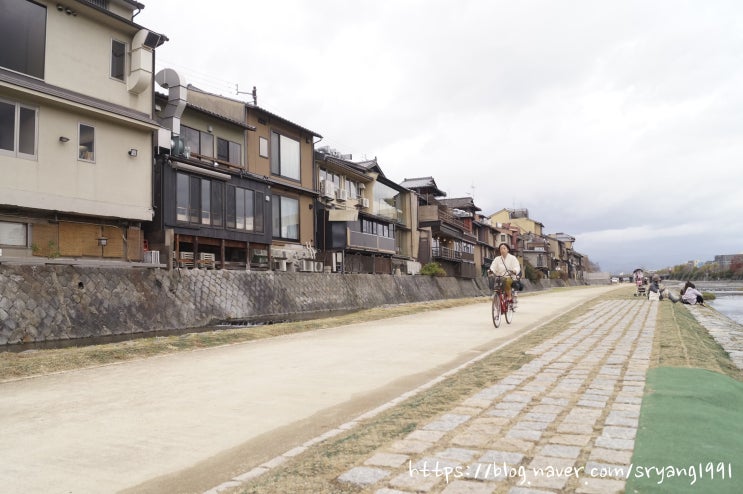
[492,293,501,328]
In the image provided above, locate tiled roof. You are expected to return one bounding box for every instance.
[439,197,481,212]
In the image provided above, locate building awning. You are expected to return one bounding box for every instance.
[328,209,358,222]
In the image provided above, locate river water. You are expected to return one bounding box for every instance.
[708,294,743,325]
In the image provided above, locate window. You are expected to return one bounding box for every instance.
[175,173,224,226]
[270,131,300,180]
[181,125,214,158]
[78,123,95,161]
[111,39,126,81]
[0,221,27,246]
[176,174,189,222]
[0,99,37,158]
[217,137,241,166]
[226,186,264,232]
[272,195,298,240]
[259,136,268,158]
[0,0,46,79]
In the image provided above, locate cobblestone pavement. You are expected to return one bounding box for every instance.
[337,298,657,494]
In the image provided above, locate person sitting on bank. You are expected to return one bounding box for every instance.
[489,243,522,303]
[648,275,680,302]
[681,281,705,306]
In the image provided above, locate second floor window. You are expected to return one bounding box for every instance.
[78,123,95,162]
[111,39,126,81]
[0,99,37,159]
[270,131,300,180]
[182,125,214,159]
[0,0,46,79]
[217,137,241,166]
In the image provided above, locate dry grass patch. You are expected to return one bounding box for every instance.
[652,300,743,380]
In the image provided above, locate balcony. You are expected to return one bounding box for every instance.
[432,247,475,263]
[348,230,396,253]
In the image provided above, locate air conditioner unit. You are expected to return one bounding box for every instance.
[358,183,365,189]
[300,259,315,272]
[361,197,370,208]
[337,189,348,201]
[314,261,324,272]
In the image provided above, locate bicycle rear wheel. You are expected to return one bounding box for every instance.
[492,292,501,328]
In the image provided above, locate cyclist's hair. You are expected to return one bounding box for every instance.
[498,243,510,252]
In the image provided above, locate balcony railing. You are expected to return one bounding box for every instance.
[348,230,396,253]
[432,247,474,262]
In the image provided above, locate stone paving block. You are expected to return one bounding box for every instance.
[374,488,408,494]
[513,420,551,431]
[588,447,633,465]
[531,404,564,414]
[605,411,639,427]
[452,406,489,416]
[451,431,493,448]
[594,436,635,451]
[338,466,390,486]
[556,421,594,435]
[389,468,442,491]
[462,397,495,408]
[478,449,525,465]
[365,452,410,468]
[506,429,542,442]
[496,401,529,411]
[563,407,602,423]
[549,433,591,446]
[522,412,559,423]
[487,408,521,419]
[540,397,569,407]
[407,429,447,442]
[539,444,582,459]
[424,414,471,431]
[577,399,607,408]
[441,480,498,493]
[602,426,636,440]
[488,436,535,454]
[389,439,433,454]
[435,447,480,463]
[502,392,536,403]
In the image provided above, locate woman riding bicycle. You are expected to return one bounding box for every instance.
[489,243,522,303]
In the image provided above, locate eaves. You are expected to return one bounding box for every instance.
[0,68,160,129]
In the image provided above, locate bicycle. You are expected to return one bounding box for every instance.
[490,275,518,328]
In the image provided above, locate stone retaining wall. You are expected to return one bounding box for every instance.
[0,264,578,345]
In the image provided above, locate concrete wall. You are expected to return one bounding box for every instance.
[0,265,581,345]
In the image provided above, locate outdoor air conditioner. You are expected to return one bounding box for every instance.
[314,261,324,272]
[300,259,315,272]
[361,197,370,208]
[337,189,348,201]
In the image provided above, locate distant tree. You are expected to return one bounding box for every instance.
[583,256,601,273]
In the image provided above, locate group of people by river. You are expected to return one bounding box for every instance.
[647,275,705,305]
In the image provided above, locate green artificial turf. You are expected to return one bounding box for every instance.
[627,367,743,493]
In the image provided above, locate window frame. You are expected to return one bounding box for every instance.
[110,38,126,82]
[78,122,95,162]
[217,137,242,166]
[270,131,301,181]
[0,98,38,160]
[271,194,299,241]
[0,0,46,79]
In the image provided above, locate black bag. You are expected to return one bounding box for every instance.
[513,279,524,291]
[487,275,495,290]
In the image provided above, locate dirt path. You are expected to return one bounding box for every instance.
[0,286,618,494]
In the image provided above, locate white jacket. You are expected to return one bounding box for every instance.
[490,254,521,278]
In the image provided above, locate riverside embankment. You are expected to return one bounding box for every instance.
[0,264,580,345]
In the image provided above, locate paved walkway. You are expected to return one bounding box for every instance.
[335,298,657,494]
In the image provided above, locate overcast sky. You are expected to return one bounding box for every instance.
[137,1,743,274]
